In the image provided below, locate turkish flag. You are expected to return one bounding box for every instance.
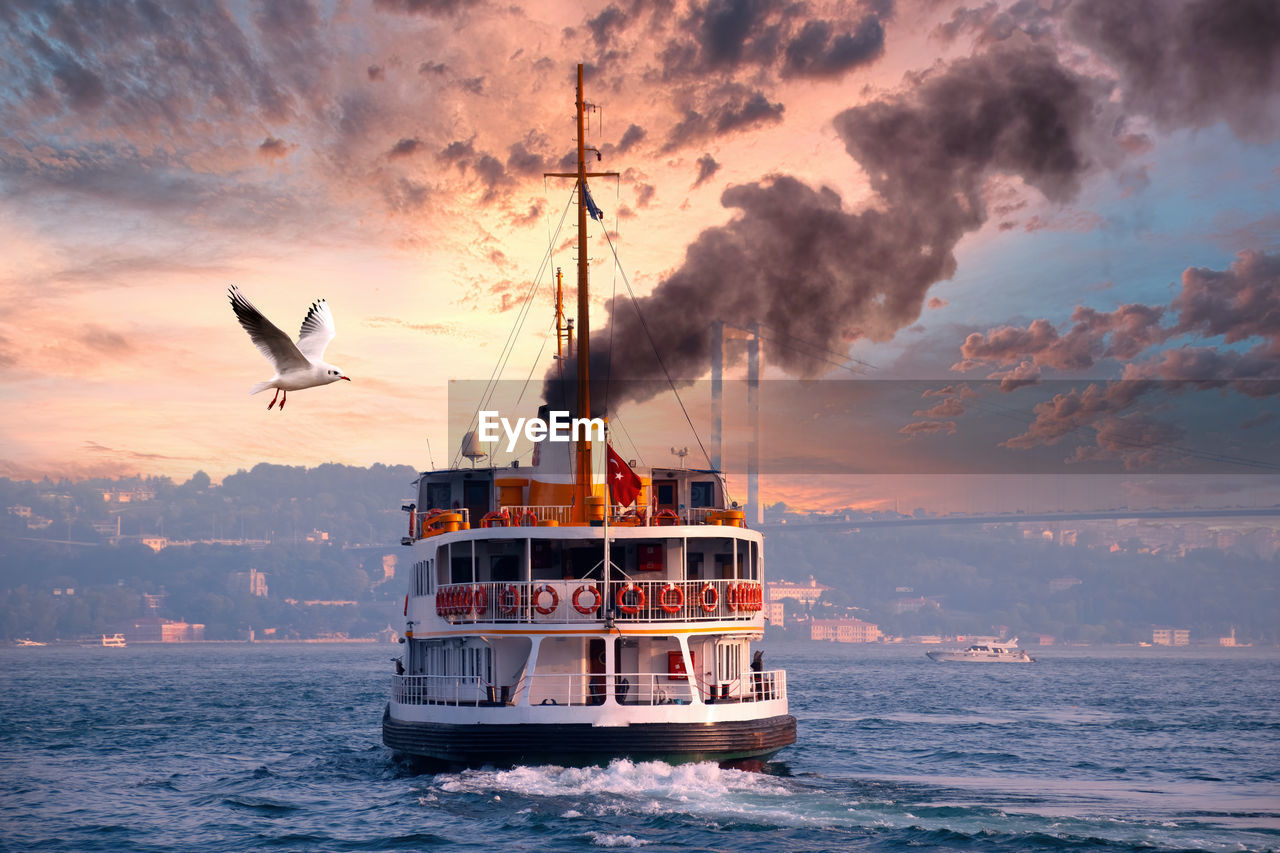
[607,444,642,507]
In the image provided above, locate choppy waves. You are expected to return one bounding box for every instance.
[2,643,1278,852]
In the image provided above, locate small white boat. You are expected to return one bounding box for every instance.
[101,633,127,648]
[14,638,46,647]
[927,638,1034,663]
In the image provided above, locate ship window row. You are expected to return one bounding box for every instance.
[411,639,494,683]
[419,537,759,592]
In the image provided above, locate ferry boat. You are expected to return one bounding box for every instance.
[926,638,1034,663]
[101,633,127,648]
[382,66,796,768]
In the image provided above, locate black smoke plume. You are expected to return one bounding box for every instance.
[543,44,1102,415]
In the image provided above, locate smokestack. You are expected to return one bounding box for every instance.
[711,320,723,471]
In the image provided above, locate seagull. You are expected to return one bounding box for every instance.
[228,285,350,410]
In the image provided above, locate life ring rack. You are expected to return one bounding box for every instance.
[659,583,685,614]
[497,584,521,616]
[572,584,601,615]
[616,583,645,614]
[699,583,718,613]
[532,583,559,615]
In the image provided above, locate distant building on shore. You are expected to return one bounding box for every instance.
[762,600,785,627]
[228,568,269,598]
[1152,627,1190,646]
[127,617,206,643]
[811,617,881,643]
[766,577,831,608]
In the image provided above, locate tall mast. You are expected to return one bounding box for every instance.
[573,63,592,521]
[545,63,616,523]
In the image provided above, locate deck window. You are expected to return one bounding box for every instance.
[690,481,715,508]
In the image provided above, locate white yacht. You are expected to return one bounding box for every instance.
[381,66,795,768]
[926,638,1034,663]
[101,633,127,648]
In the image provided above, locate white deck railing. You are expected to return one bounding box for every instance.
[430,578,764,624]
[391,670,786,707]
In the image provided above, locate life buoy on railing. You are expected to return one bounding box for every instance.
[726,583,740,612]
[458,585,473,615]
[480,509,510,528]
[699,583,718,613]
[420,508,443,537]
[519,509,538,527]
[532,583,559,615]
[498,584,521,616]
[654,509,680,526]
[572,584,601,614]
[435,589,445,617]
[659,583,685,614]
[471,584,488,615]
[616,583,645,614]
[747,583,762,611]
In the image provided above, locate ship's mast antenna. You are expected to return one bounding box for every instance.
[545,63,618,522]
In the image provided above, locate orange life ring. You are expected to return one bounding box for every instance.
[480,509,509,528]
[572,584,601,614]
[749,583,762,610]
[699,583,718,613]
[655,509,680,526]
[532,583,559,615]
[471,584,488,614]
[498,584,521,615]
[616,583,645,614]
[457,585,473,614]
[727,583,740,612]
[435,589,445,617]
[519,510,538,527]
[420,508,443,536]
[659,583,685,614]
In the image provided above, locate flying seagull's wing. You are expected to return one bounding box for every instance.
[296,298,336,362]
[228,286,309,372]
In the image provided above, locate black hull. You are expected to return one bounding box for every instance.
[382,705,796,768]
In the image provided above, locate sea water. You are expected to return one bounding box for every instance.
[2,641,1277,852]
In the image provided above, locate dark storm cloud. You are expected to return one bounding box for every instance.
[692,153,720,187]
[1067,0,1280,141]
[372,0,481,15]
[616,123,647,153]
[933,0,1067,45]
[663,85,784,150]
[506,141,547,177]
[388,137,423,158]
[782,15,885,78]
[258,137,294,158]
[653,0,887,81]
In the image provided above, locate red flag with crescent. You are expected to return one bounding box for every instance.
[607,444,642,507]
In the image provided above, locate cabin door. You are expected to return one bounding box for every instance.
[588,638,607,705]
[463,480,490,524]
[653,479,677,513]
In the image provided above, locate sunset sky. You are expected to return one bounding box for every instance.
[2,0,1278,511]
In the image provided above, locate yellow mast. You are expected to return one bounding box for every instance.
[545,63,616,523]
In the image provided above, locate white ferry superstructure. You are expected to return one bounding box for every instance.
[381,66,795,767]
